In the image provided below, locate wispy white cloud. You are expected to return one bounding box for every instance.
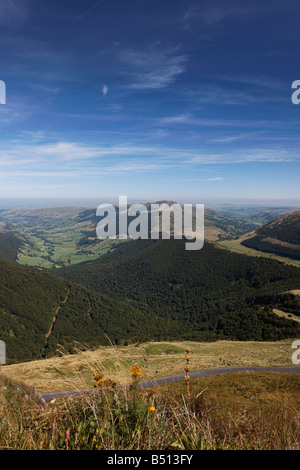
[184,176,224,182]
[198,2,262,26]
[0,139,298,189]
[61,0,106,32]
[0,96,41,125]
[119,48,187,90]
[105,161,170,172]
[0,141,169,169]
[205,177,224,181]
[209,132,263,144]
[102,84,109,96]
[0,0,28,25]
[182,0,276,29]
[217,74,286,92]
[235,148,295,163]
[158,113,252,128]
[179,78,286,108]
[156,113,297,132]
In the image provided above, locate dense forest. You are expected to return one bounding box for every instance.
[57,240,300,343]
[0,258,163,363]
[0,230,23,263]
[1,222,300,364]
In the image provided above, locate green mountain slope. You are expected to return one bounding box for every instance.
[0,259,158,364]
[56,239,300,342]
[241,210,300,260]
[0,226,24,262]
[1,238,300,364]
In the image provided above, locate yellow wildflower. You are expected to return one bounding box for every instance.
[94,371,104,381]
[130,365,142,377]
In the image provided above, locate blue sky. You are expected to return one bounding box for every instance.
[0,0,300,205]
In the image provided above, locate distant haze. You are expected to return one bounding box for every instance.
[0,198,299,211]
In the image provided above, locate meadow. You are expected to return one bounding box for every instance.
[1,340,299,450]
[17,220,121,269]
[2,340,297,393]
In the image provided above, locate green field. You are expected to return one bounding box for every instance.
[3,210,127,269]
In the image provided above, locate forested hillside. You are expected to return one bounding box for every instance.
[57,240,300,342]
[0,258,159,363]
[241,211,300,260]
[1,229,300,364]
[0,230,23,262]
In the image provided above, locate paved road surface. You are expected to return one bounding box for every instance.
[40,365,300,402]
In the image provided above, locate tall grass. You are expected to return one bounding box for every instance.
[0,364,299,450]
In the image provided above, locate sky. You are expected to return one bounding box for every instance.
[0,0,300,206]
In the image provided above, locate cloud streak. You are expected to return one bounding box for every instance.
[0,0,28,25]
[102,84,109,96]
[0,139,298,177]
[118,48,187,90]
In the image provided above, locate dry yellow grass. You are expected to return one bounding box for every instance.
[217,239,300,267]
[2,340,297,394]
[273,309,300,324]
[281,290,300,296]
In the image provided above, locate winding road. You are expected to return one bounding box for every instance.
[40,365,300,402]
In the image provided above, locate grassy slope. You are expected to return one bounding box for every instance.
[218,237,300,267]
[2,339,297,393]
[240,210,300,260]
[1,367,299,450]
